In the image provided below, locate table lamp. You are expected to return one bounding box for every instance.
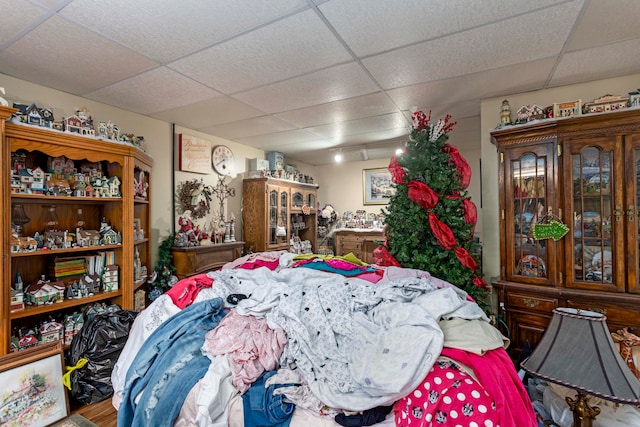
[521,307,640,427]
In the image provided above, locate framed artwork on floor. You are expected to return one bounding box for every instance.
[363,167,395,205]
[0,341,69,427]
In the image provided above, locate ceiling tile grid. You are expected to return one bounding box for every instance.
[1,0,640,164]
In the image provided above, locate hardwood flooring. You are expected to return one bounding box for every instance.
[72,399,118,427]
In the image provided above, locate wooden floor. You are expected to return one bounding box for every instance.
[73,399,118,427]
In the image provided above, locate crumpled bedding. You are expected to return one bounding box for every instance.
[112,252,534,426]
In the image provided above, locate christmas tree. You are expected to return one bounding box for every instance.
[375,110,489,311]
[148,233,177,301]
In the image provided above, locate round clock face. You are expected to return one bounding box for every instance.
[212,145,235,176]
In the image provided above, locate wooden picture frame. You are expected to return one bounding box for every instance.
[0,342,69,427]
[363,167,395,205]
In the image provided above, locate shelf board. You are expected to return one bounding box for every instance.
[11,194,123,203]
[134,238,149,245]
[10,290,123,319]
[134,198,150,204]
[11,244,122,258]
[134,277,147,290]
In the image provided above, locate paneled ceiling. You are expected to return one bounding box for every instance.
[2,0,640,164]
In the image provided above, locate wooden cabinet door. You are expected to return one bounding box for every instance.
[266,184,289,250]
[562,134,624,292]
[625,134,640,294]
[501,141,559,286]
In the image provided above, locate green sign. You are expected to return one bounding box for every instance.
[532,220,569,241]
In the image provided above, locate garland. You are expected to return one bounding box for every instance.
[176,179,213,219]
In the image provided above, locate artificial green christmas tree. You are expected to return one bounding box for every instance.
[147,233,177,301]
[375,110,489,311]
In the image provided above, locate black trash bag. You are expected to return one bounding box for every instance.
[67,309,137,405]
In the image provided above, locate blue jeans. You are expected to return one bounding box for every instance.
[242,370,295,427]
[118,298,225,427]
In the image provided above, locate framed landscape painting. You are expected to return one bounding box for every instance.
[0,342,68,427]
[363,167,395,205]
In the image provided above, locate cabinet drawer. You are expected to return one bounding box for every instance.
[507,293,558,313]
[564,299,640,330]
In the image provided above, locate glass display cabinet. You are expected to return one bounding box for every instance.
[491,109,640,361]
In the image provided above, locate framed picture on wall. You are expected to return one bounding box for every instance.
[363,167,395,205]
[0,341,69,427]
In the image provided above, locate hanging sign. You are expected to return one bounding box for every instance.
[532,218,569,241]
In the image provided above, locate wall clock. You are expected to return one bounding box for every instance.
[211,145,235,176]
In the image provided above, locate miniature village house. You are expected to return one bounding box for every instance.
[553,99,582,117]
[39,319,64,343]
[583,94,630,113]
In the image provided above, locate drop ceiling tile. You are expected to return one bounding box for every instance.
[151,96,264,130]
[550,38,640,87]
[169,8,352,94]
[321,0,569,57]
[363,1,582,89]
[323,127,409,145]
[0,15,157,95]
[274,92,399,127]
[59,0,309,63]
[234,129,320,148]
[567,0,640,51]
[0,1,46,50]
[234,62,379,113]
[306,112,408,139]
[200,115,297,140]
[386,58,556,112]
[84,67,220,115]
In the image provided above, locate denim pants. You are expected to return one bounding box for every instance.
[118,298,225,427]
[242,370,295,427]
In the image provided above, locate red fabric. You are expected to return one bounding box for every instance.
[388,156,407,184]
[408,180,439,210]
[441,347,537,427]
[428,213,457,250]
[237,259,280,270]
[394,356,499,426]
[166,273,214,309]
[443,143,471,189]
[372,246,401,267]
[455,247,477,271]
[472,276,489,290]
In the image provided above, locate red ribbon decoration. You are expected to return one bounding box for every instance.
[442,143,471,189]
[428,213,457,250]
[408,180,438,210]
[372,245,401,267]
[455,247,477,271]
[388,156,407,184]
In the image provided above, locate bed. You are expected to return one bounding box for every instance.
[111,251,536,426]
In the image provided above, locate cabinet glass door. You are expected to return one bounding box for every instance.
[565,137,622,292]
[509,152,550,281]
[628,136,640,294]
[269,189,278,245]
[279,191,288,243]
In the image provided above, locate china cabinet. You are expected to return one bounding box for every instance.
[0,106,152,355]
[491,108,640,360]
[242,177,318,253]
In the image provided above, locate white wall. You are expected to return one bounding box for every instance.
[1,73,173,265]
[480,71,640,286]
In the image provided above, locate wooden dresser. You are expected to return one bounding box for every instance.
[171,242,244,279]
[334,229,384,264]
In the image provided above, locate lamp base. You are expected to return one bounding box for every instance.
[566,391,600,427]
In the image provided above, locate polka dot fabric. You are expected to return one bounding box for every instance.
[394,357,500,427]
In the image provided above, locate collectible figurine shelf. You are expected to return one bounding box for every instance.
[0,106,153,355]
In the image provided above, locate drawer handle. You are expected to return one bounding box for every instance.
[588,307,607,315]
[522,298,539,308]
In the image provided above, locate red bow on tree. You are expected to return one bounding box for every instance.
[408,180,438,210]
[428,213,457,250]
